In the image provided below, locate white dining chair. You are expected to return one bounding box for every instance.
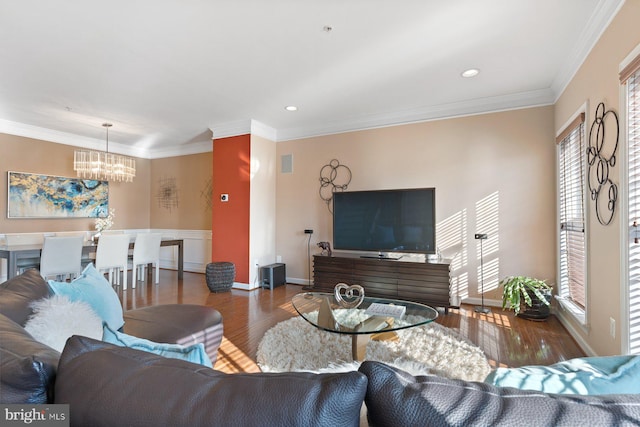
[39,235,84,281]
[131,233,162,286]
[54,231,92,267]
[95,233,132,290]
[5,233,52,274]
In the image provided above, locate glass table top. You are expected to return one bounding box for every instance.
[291,292,439,335]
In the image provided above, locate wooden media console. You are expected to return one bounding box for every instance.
[313,253,453,313]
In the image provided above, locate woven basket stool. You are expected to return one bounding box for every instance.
[205,262,235,292]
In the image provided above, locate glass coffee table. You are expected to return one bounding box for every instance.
[291,291,439,361]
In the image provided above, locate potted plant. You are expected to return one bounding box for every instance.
[500,276,553,321]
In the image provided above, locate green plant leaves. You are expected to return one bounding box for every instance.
[499,276,551,315]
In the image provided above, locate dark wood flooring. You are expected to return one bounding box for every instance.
[116,270,586,373]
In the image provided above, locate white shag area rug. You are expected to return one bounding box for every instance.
[257,312,491,382]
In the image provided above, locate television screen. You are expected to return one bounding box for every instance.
[333,188,436,254]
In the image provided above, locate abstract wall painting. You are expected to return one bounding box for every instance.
[8,171,109,218]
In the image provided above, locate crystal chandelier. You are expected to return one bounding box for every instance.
[74,123,136,182]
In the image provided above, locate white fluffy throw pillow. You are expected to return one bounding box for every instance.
[24,295,103,352]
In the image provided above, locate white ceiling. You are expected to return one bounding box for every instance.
[0,0,625,158]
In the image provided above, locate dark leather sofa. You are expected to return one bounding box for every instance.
[0,268,225,404]
[0,269,368,427]
[3,269,640,427]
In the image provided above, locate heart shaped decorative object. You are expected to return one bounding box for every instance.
[334,283,365,308]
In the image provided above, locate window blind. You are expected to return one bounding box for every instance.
[627,69,640,355]
[558,119,586,309]
[620,55,640,85]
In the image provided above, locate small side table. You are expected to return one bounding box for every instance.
[260,263,286,290]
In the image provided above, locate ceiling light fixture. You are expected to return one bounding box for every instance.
[461,68,480,78]
[73,123,136,182]
[285,105,298,112]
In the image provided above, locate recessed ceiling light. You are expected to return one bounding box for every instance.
[285,106,298,112]
[461,68,480,78]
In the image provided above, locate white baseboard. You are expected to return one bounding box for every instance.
[231,281,255,291]
[460,297,503,308]
[287,277,310,286]
[554,308,597,356]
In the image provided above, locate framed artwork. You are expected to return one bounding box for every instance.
[8,171,109,218]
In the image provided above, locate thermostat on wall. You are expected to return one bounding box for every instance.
[220,194,229,202]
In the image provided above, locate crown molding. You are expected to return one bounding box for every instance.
[250,120,277,142]
[275,88,556,141]
[3,86,555,157]
[209,119,277,142]
[145,140,213,159]
[0,119,216,159]
[209,119,251,140]
[0,118,99,149]
[551,0,625,100]
[0,119,147,158]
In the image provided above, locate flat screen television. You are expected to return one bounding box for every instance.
[332,188,436,255]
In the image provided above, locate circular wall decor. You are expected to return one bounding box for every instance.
[319,159,351,212]
[587,102,619,226]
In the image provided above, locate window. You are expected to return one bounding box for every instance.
[624,53,640,355]
[557,113,587,320]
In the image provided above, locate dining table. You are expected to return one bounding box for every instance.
[0,238,184,281]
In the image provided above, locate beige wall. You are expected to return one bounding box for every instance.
[150,153,212,230]
[0,133,211,234]
[0,133,151,232]
[276,106,557,303]
[554,0,640,355]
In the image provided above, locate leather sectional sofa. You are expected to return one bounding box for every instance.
[0,268,224,403]
[2,269,640,426]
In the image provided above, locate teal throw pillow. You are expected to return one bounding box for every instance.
[102,323,213,368]
[48,263,125,331]
[485,355,640,395]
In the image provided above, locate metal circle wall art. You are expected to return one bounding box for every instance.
[319,159,352,212]
[587,102,619,226]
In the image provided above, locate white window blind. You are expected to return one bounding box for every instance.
[558,117,586,310]
[626,69,640,355]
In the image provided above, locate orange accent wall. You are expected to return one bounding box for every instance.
[211,134,251,283]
